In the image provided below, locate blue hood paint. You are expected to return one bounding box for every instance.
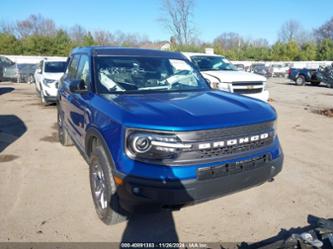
[100,90,276,131]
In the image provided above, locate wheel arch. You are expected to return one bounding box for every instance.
[85,127,118,172]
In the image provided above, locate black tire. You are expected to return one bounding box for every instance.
[295,75,306,86]
[57,109,73,146]
[89,142,128,225]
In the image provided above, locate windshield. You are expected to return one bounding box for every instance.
[94,56,209,94]
[44,61,67,73]
[190,56,237,71]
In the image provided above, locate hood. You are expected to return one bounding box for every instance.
[101,90,276,131]
[202,70,266,83]
[42,72,64,80]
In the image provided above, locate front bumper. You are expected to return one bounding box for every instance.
[42,84,58,103]
[243,90,269,102]
[116,153,283,212]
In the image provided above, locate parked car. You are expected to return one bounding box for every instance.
[288,68,321,86]
[250,63,272,78]
[34,58,67,105]
[3,63,37,83]
[58,47,283,224]
[316,64,333,88]
[183,53,269,102]
[0,56,15,82]
[269,64,288,78]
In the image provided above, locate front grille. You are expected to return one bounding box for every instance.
[233,88,263,94]
[165,122,275,165]
[177,122,273,142]
[198,137,273,159]
[232,81,263,86]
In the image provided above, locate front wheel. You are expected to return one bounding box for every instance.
[89,143,128,225]
[295,75,306,86]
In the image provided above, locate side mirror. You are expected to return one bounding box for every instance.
[69,79,87,93]
[37,69,42,74]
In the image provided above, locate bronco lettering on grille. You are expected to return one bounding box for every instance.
[198,133,269,150]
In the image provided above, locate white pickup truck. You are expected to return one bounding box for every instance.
[183,53,269,102]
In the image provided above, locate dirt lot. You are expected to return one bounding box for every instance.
[0,78,332,243]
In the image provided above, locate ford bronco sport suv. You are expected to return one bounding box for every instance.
[57,47,283,224]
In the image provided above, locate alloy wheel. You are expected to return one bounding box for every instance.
[91,163,108,210]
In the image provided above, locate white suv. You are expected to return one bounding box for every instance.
[34,58,67,105]
[183,52,269,102]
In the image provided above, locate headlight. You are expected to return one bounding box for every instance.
[43,78,56,86]
[131,135,152,153]
[126,129,192,161]
[212,82,230,92]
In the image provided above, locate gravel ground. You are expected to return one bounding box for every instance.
[0,78,332,243]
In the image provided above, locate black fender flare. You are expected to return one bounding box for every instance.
[85,127,119,174]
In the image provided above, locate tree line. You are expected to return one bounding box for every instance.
[0,1,333,61]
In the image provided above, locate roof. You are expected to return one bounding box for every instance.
[71,46,186,60]
[182,52,224,59]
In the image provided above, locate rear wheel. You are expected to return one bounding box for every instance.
[295,75,306,86]
[57,109,73,146]
[89,141,128,225]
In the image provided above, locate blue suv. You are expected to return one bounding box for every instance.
[57,47,283,224]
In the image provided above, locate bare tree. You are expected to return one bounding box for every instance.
[314,17,333,41]
[278,20,303,42]
[15,14,57,38]
[250,38,269,48]
[93,30,113,45]
[214,32,243,50]
[69,24,87,44]
[0,20,16,34]
[160,0,195,45]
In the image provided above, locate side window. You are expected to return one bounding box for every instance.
[67,55,80,80]
[76,55,90,89]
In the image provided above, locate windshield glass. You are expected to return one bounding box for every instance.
[190,56,237,71]
[44,61,67,73]
[94,56,209,94]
